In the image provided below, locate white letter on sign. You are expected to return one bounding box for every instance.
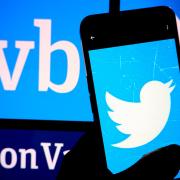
[34,19,80,93]
[0,40,35,90]
[19,149,39,169]
[0,148,18,169]
[41,142,64,170]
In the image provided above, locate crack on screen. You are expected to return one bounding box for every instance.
[152,45,178,81]
[160,66,179,71]
[152,46,159,80]
[120,56,122,69]
[119,56,140,102]
[119,56,139,70]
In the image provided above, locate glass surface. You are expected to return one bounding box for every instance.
[89,39,180,176]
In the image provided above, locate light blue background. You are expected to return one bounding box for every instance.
[0,0,180,122]
[0,0,105,121]
[89,39,180,174]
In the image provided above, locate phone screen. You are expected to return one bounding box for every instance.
[88,38,180,175]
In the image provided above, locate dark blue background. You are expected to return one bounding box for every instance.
[0,130,84,179]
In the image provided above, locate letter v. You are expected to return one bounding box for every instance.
[0,40,35,90]
[41,142,64,170]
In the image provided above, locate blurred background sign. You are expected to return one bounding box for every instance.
[0,0,179,179]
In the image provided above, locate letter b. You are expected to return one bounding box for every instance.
[34,19,80,93]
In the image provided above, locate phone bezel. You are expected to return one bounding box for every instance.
[80,6,180,173]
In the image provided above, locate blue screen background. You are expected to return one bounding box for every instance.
[0,0,179,122]
[0,0,180,179]
[89,39,180,176]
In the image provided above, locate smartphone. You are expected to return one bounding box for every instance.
[80,6,180,176]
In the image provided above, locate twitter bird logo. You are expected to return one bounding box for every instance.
[106,80,175,149]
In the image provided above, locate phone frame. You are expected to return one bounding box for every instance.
[80,6,180,173]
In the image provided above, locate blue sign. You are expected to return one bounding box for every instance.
[0,0,105,121]
[0,0,180,121]
[0,1,179,122]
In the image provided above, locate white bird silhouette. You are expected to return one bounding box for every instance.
[105,80,175,149]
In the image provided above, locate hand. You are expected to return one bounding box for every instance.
[114,144,180,179]
[57,126,180,179]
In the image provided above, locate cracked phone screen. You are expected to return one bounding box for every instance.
[88,38,180,176]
